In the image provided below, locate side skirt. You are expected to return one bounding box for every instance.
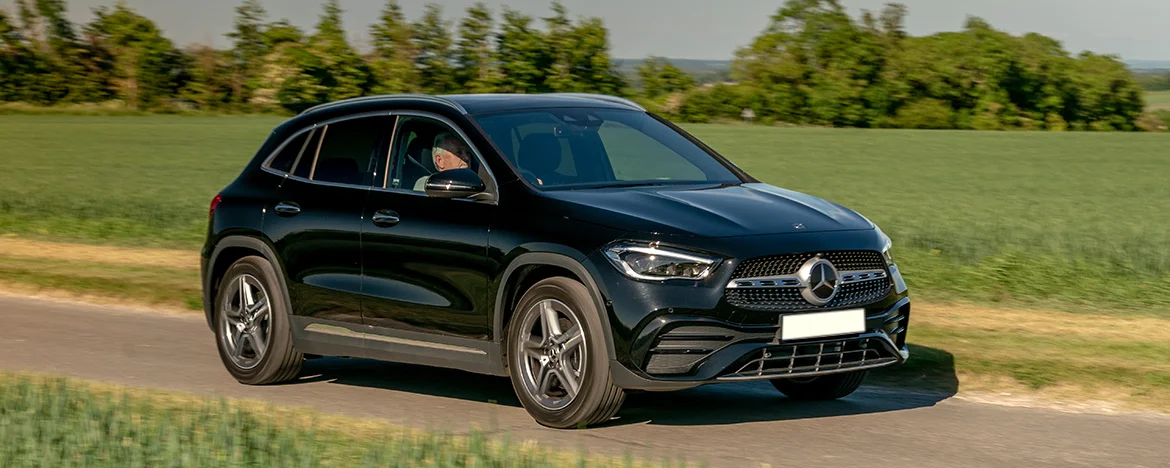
[289,317,506,376]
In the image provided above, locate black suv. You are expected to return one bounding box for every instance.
[202,93,910,428]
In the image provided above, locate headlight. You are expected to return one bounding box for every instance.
[878,228,895,267]
[603,242,721,281]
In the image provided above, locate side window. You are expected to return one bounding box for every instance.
[292,128,322,179]
[306,116,394,186]
[266,130,309,174]
[388,117,480,192]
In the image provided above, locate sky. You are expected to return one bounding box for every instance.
[5,0,1168,60]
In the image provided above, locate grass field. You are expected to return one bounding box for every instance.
[1,115,1167,312]
[1146,90,1170,110]
[0,372,675,467]
[1,115,1169,409]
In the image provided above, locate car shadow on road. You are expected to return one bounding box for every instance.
[282,343,958,427]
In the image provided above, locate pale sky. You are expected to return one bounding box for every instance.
[4,0,1167,60]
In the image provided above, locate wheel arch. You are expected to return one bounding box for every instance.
[204,235,290,330]
[493,252,616,363]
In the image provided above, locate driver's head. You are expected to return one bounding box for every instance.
[432,132,470,172]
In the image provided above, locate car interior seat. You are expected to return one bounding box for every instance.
[518,134,564,186]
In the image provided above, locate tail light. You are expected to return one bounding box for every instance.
[209,194,223,217]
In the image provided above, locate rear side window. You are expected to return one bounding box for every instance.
[292,128,322,179]
[266,131,309,174]
[301,116,395,186]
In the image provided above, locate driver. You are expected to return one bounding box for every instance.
[414,132,471,191]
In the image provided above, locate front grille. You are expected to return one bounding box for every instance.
[719,336,899,380]
[725,277,892,311]
[731,250,885,279]
[725,250,891,312]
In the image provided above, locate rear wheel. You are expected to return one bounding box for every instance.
[506,277,625,428]
[213,256,303,385]
[770,371,867,400]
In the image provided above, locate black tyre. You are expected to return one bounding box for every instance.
[506,277,625,428]
[213,256,303,385]
[770,371,867,400]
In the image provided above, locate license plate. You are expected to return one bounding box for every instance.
[780,309,865,341]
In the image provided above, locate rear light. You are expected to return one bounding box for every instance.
[209,194,223,217]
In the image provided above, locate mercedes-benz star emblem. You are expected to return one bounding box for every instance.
[797,256,839,305]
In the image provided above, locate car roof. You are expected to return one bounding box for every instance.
[298,93,645,117]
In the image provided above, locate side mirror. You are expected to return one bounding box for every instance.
[424,168,487,199]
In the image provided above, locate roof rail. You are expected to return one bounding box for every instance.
[548,93,646,111]
[299,94,467,115]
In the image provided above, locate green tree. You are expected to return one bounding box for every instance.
[86,3,189,109]
[542,1,574,92]
[226,0,269,104]
[183,45,232,109]
[538,2,624,94]
[369,0,418,93]
[307,0,371,101]
[638,56,696,98]
[413,4,455,93]
[495,8,547,93]
[454,2,499,93]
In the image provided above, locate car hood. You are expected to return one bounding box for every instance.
[540,183,874,238]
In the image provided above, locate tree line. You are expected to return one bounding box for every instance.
[0,0,1151,130]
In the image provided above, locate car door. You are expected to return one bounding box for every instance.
[360,113,497,339]
[265,114,395,325]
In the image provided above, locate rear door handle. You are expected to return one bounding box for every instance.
[371,209,400,227]
[274,202,301,216]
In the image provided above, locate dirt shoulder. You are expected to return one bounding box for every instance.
[1,237,1167,413]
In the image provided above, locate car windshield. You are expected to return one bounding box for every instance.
[473,108,742,189]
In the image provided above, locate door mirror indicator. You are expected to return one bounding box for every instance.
[424,168,487,199]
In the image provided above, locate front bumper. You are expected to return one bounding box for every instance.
[609,296,911,391]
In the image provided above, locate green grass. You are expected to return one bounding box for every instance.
[1146,90,1170,110]
[0,372,675,467]
[1,116,1168,312]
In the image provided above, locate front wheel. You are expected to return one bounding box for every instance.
[213,256,303,385]
[770,371,868,400]
[506,277,625,428]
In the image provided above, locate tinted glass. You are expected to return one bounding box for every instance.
[388,117,481,192]
[291,128,321,179]
[474,109,740,189]
[309,116,394,186]
[267,131,308,173]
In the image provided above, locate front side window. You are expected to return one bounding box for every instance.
[387,116,482,192]
[473,109,741,189]
[295,115,394,186]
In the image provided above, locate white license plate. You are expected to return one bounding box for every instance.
[780,309,865,341]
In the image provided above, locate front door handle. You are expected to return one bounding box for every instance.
[274,202,301,216]
[371,209,400,227]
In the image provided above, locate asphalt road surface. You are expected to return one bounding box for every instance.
[2,294,1167,467]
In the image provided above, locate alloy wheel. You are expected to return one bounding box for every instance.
[516,298,587,411]
[220,273,272,370]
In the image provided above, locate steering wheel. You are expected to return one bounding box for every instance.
[518,168,542,186]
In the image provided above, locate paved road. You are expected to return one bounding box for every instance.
[2,295,1167,467]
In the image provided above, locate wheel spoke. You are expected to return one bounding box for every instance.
[539,301,561,337]
[247,296,268,317]
[554,325,581,348]
[535,364,553,395]
[232,330,249,358]
[523,337,544,359]
[555,366,580,398]
[250,330,268,355]
[239,276,254,307]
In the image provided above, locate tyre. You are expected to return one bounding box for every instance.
[506,277,625,428]
[213,256,303,385]
[770,371,868,400]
